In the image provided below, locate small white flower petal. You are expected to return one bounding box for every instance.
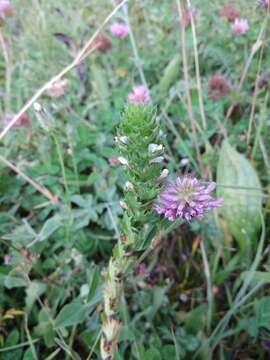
[120,200,128,209]
[148,143,163,153]
[150,156,164,164]
[158,169,169,180]
[180,158,190,166]
[118,157,129,165]
[119,136,128,144]
[125,181,134,190]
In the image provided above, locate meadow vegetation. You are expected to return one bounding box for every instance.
[0,1,270,359]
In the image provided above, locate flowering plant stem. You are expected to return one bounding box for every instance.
[100,105,166,359]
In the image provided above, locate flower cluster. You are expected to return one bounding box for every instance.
[3,112,32,128]
[182,7,196,28]
[154,176,223,222]
[128,85,150,105]
[208,73,231,101]
[0,0,13,22]
[258,0,270,9]
[93,33,112,52]
[47,79,69,98]
[220,4,240,22]
[110,22,129,39]
[232,18,249,35]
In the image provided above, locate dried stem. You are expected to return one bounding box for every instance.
[175,0,205,175]
[0,154,60,206]
[224,17,267,125]
[186,0,207,131]
[0,0,128,142]
[0,30,12,111]
[247,14,269,147]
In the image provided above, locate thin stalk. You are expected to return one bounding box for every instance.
[247,12,269,146]
[175,0,205,174]
[0,154,60,205]
[0,30,12,112]
[51,132,71,206]
[186,0,207,130]
[24,315,38,360]
[209,213,265,351]
[200,239,213,332]
[259,138,270,178]
[224,16,267,126]
[0,339,40,352]
[0,0,128,141]
[251,91,269,159]
[123,4,149,91]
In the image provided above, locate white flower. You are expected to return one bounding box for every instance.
[118,157,129,165]
[180,158,190,166]
[120,200,128,209]
[150,156,164,164]
[148,143,163,153]
[125,181,134,190]
[33,102,42,112]
[115,136,129,144]
[158,169,169,180]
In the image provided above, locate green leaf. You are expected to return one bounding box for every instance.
[142,348,162,360]
[25,282,47,313]
[55,300,88,328]
[23,348,36,360]
[5,329,19,346]
[1,274,27,289]
[184,304,208,334]
[255,297,270,331]
[38,215,62,241]
[160,55,180,94]
[217,140,262,261]
[91,64,110,110]
[87,265,101,303]
[147,287,167,320]
[241,271,270,283]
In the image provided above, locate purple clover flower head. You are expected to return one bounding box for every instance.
[128,85,150,105]
[154,176,223,222]
[232,18,249,35]
[110,22,129,39]
[0,0,14,21]
[258,0,270,9]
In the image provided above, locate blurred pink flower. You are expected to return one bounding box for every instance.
[154,176,223,222]
[258,0,270,9]
[128,85,150,105]
[110,22,129,39]
[3,112,32,127]
[208,73,231,101]
[0,0,14,21]
[182,7,196,28]
[220,4,240,22]
[93,33,112,52]
[47,79,69,98]
[232,18,249,35]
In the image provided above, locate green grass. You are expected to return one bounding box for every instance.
[0,0,270,359]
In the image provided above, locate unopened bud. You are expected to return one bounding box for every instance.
[125,181,134,191]
[151,235,162,249]
[150,156,164,164]
[119,136,128,144]
[148,143,163,153]
[120,200,128,210]
[67,148,73,156]
[180,158,190,166]
[118,157,129,165]
[102,318,122,342]
[158,169,169,180]
[33,102,42,112]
